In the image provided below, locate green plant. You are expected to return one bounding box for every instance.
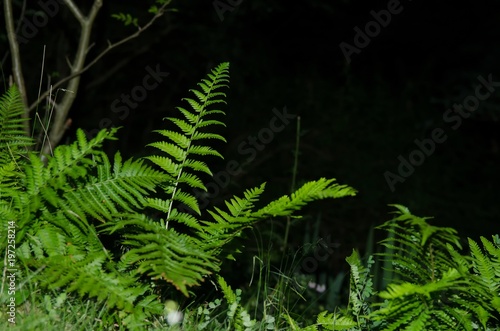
[285,205,500,331]
[370,204,500,330]
[1,62,357,329]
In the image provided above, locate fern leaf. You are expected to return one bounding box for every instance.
[146,62,230,226]
[316,311,357,330]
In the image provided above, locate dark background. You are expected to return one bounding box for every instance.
[1,0,499,278]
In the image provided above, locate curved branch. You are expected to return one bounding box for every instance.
[29,2,171,113]
[40,0,103,156]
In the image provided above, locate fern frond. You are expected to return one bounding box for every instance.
[146,62,230,224]
[0,85,33,162]
[253,178,356,218]
[105,214,219,296]
[217,275,237,304]
[317,311,357,330]
[39,253,156,316]
[373,206,499,330]
[469,237,498,292]
[345,249,375,327]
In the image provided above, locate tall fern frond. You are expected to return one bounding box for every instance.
[107,63,358,298]
[253,178,356,218]
[146,62,229,228]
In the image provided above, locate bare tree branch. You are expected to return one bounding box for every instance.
[1,0,26,67]
[4,0,30,136]
[4,0,171,155]
[40,0,103,156]
[39,1,173,157]
[28,2,170,114]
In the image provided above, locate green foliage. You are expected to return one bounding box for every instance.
[291,205,500,331]
[371,205,477,330]
[2,72,498,331]
[1,63,357,328]
[344,250,375,330]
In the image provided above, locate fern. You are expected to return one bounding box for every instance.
[293,207,500,331]
[1,64,359,328]
[145,62,229,226]
[0,89,169,326]
[370,205,499,330]
[0,86,32,223]
[0,85,33,160]
[345,249,375,330]
[106,62,357,299]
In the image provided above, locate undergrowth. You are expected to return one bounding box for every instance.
[0,63,498,330]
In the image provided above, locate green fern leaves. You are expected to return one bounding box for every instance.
[1,64,360,327]
[300,206,500,331]
[2,67,498,330]
[0,85,33,159]
[146,62,229,222]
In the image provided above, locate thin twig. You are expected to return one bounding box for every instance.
[28,2,171,113]
[4,0,30,135]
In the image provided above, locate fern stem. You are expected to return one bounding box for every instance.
[282,116,300,253]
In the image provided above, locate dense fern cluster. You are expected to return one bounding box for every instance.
[1,63,498,330]
[0,63,357,328]
[282,205,500,331]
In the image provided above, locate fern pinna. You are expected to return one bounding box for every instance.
[0,63,357,328]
